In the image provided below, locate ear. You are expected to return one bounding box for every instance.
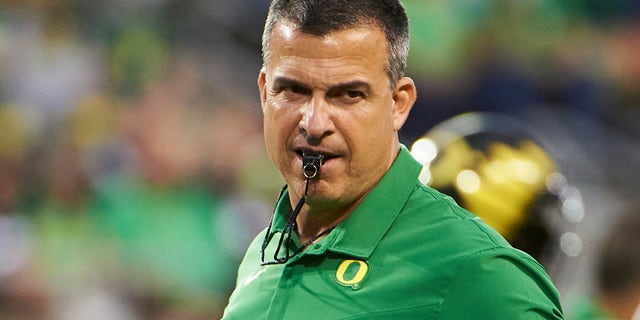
[258,67,267,111]
[392,76,417,131]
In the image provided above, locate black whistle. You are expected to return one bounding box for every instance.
[302,152,325,179]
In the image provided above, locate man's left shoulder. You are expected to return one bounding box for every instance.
[397,183,512,249]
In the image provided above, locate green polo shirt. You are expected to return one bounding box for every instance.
[223,146,564,319]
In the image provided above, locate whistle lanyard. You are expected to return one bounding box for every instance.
[260,152,332,265]
[260,181,307,265]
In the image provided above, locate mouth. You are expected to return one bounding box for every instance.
[295,148,339,162]
[295,148,340,179]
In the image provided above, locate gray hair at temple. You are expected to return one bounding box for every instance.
[261,0,410,87]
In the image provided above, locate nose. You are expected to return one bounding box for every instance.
[299,95,334,143]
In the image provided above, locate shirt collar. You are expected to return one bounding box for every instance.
[268,145,423,259]
[328,145,422,258]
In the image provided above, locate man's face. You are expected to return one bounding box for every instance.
[258,22,414,211]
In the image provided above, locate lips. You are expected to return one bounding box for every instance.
[295,148,339,161]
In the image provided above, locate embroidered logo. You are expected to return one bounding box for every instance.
[335,259,369,289]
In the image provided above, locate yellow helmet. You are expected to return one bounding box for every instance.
[411,112,584,263]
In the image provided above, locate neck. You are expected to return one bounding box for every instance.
[295,196,365,244]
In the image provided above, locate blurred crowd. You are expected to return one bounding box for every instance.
[0,0,638,319]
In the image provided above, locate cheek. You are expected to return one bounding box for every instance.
[343,107,394,166]
[262,117,282,154]
[263,106,297,149]
[358,107,395,139]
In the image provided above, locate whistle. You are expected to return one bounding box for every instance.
[302,152,325,179]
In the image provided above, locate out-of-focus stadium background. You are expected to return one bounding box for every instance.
[0,1,638,319]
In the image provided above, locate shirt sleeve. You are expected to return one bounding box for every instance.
[438,247,565,320]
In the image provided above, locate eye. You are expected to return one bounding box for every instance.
[346,90,364,99]
[289,85,310,95]
[336,90,365,104]
[273,84,310,101]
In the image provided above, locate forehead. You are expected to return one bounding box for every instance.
[265,22,389,83]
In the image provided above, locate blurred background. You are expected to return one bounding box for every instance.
[0,0,638,319]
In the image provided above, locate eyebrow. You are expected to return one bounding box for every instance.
[272,76,308,90]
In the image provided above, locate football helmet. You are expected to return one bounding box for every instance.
[410,112,584,267]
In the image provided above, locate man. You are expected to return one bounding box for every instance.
[569,204,640,320]
[222,0,565,319]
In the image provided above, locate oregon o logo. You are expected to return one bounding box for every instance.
[336,259,369,289]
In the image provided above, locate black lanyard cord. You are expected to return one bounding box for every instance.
[261,152,328,266]
[261,178,310,265]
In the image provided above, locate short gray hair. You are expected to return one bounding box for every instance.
[261,0,410,87]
